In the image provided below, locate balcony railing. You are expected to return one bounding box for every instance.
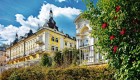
[7,47,44,62]
[5,58,41,69]
[79,45,105,65]
[24,47,43,56]
[36,40,44,45]
[79,44,89,47]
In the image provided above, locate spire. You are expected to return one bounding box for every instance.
[13,33,18,44]
[16,33,18,39]
[49,8,53,18]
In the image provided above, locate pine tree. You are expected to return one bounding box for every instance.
[83,0,140,79]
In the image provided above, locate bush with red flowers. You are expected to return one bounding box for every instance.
[83,0,140,79]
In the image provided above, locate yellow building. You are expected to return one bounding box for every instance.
[5,9,76,68]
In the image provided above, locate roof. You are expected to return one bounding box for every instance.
[74,13,82,23]
[7,27,76,49]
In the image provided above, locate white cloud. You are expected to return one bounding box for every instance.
[0,3,81,45]
[56,0,66,3]
[56,0,79,3]
[38,3,81,19]
[0,25,18,43]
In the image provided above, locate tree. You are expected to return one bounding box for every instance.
[83,0,140,79]
[54,51,63,66]
[62,48,72,66]
[71,48,80,65]
[40,53,52,67]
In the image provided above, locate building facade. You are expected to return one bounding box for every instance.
[0,46,6,73]
[5,9,76,69]
[74,15,104,65]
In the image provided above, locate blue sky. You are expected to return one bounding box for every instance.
[0,0,97,45]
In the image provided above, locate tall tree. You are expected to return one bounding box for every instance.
[83,0,140,79]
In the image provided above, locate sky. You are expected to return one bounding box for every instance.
[0,0,97,45]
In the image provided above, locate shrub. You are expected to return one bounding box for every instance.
[54,51,63,66]
[83,0,140,79]
[54,48,80,67]
[40,53,52,67]
[46,64,115,80]
[0,68,17,80]
[9,66,46,80]
[1,64,115,80]
[62,48,80,67]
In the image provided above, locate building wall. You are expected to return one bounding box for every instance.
[0,48,6,73]
[75,15,104,65]
[6,28,76,68]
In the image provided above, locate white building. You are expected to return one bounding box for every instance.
[74,15,104,65]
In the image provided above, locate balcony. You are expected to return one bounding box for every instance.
[6,58,10,62]
[19,53,24,57]
[78,45,106,65]
[79,44,89,48]
[13,56,17,60]
[36,40,44,45]
[24,47,43,57]
[5,58,41,69]
[34,47,40,52]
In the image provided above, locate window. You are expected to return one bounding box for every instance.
[51,37,54,41]
[86,40,88,43]
[65,42,67,46]
[55,38,58,42]
[86,54,89,60]
[56,47,58,51]
[51,46,55,51]
[70,43,72,47]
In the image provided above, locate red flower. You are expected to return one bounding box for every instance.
[102,23,108,29]
[113,46,118,53]
[120,28,126,35]
[110,35,115,40]
[116,6,121,12]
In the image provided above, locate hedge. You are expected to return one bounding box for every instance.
[0,68,17,80]
[47,64,115,80]
[1,64,115,80]
[8,66,46,80]
[0,66,46,80]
